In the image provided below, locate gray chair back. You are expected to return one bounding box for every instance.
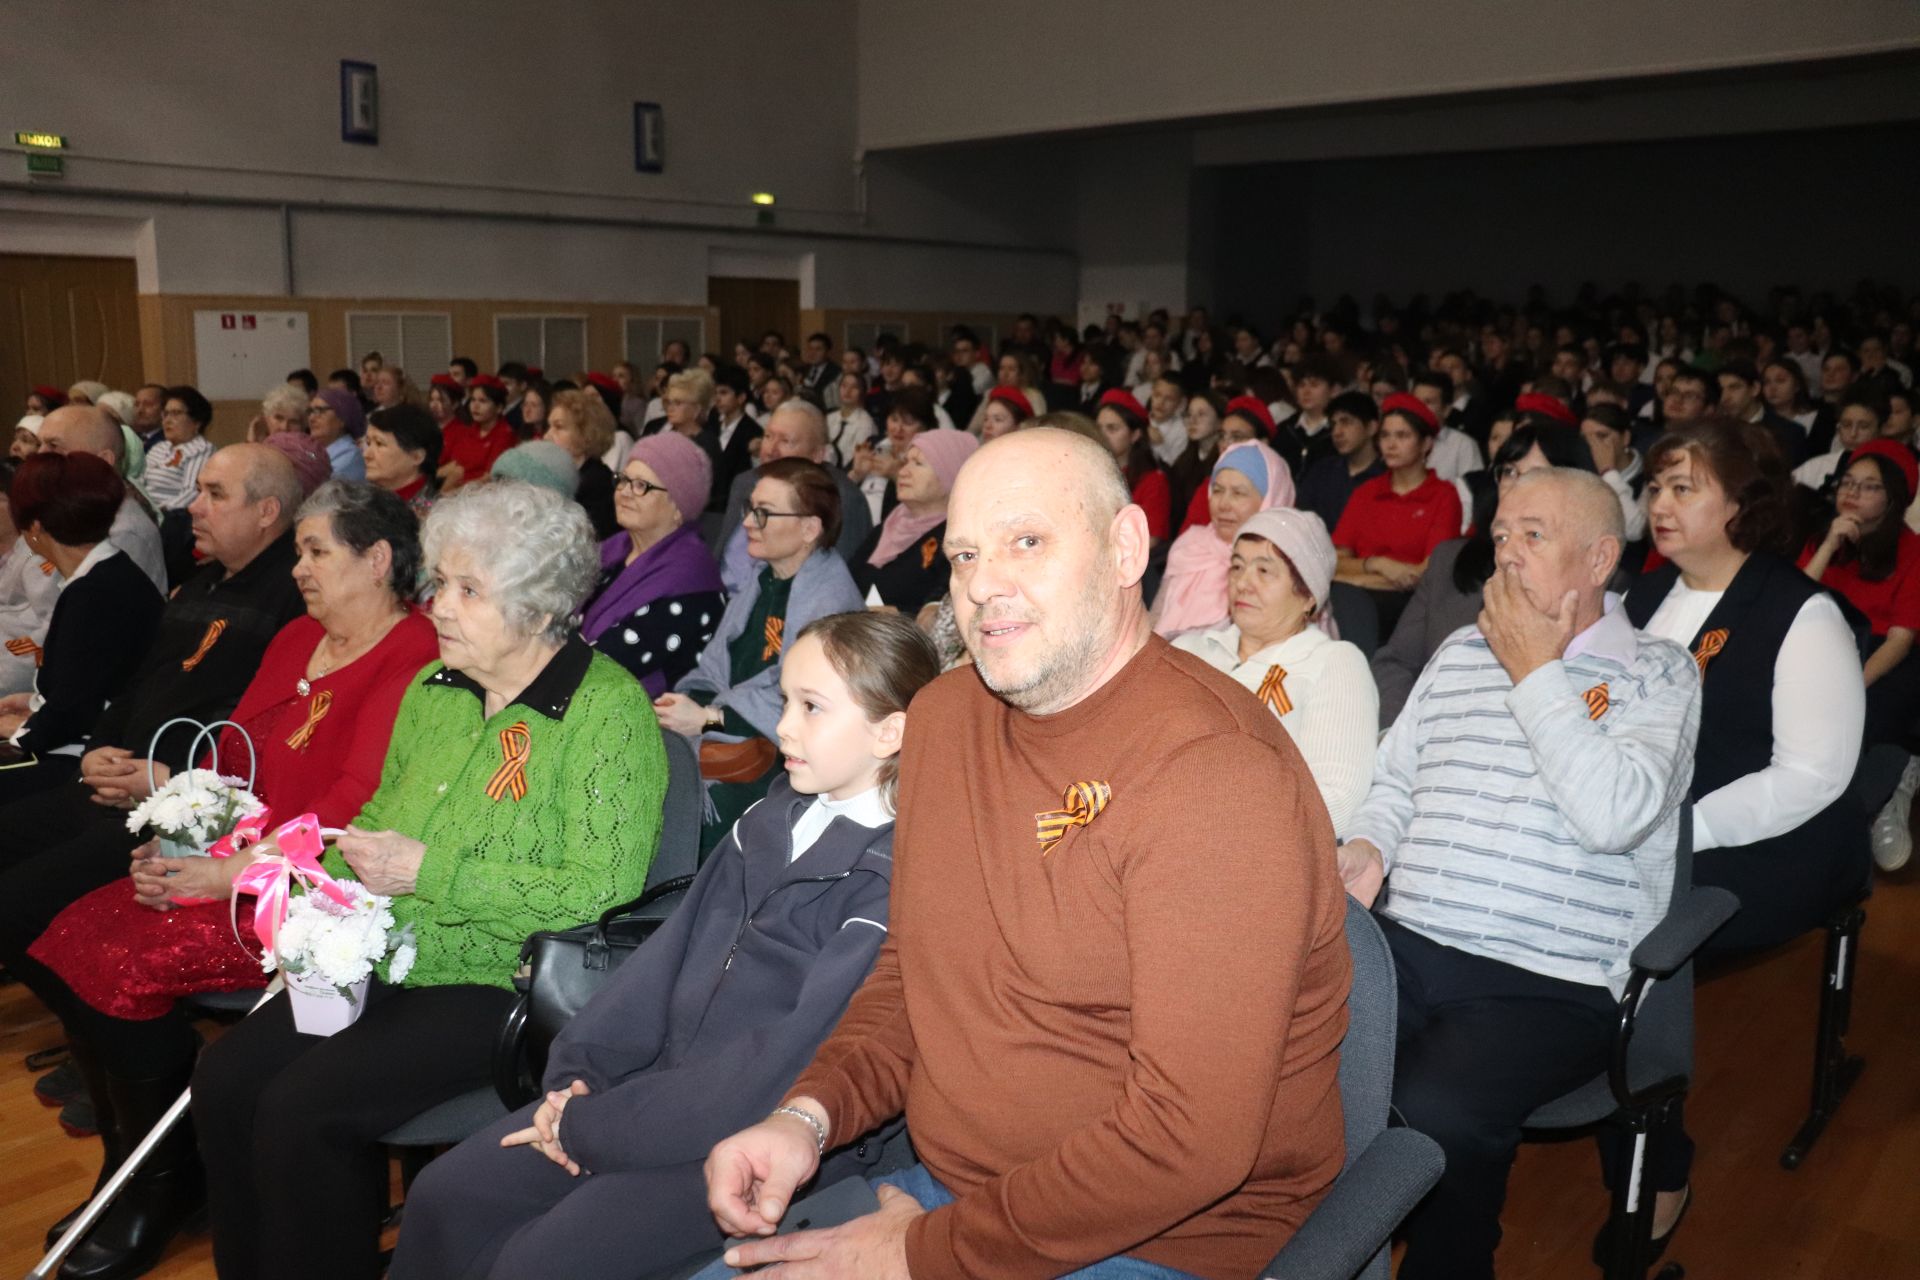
[643,729,702,892]
[1336,895,1396,1176]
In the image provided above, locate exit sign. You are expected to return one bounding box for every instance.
[14,132,67,149]
[25,153,63,177]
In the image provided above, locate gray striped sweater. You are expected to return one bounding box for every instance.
[1346,608,1701,994]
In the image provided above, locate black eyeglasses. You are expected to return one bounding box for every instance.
[745,506,808,530]
[614,476,667,497]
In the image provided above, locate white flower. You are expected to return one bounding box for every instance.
[310,929,373,988]
[388,940,416,984]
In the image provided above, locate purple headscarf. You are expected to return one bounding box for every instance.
[580,523,725,690]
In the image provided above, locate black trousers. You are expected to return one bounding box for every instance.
[1385,917,1618,1280]
[0,749,78,805]
[190,981,516,1280]
[389,1107,722,1280]
[0,782,145,974]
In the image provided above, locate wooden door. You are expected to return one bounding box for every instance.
[0,254,145,415]
[707,276,800,358]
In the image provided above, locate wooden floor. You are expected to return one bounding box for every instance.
[3,863,1916,1279]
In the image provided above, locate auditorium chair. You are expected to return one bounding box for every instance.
[1520,806,1738,1280]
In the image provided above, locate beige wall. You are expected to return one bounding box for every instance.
[855,0,1920,150]
[138,294,716,443]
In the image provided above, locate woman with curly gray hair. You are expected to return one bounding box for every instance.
[191,480,673,1280]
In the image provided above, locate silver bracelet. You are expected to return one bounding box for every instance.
[770,1104,827,1154]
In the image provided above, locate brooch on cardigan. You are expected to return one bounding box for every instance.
[180,619,229,672]
[1256,665,1293,716]
[485,721,532,802]
[1036,780,1111,857]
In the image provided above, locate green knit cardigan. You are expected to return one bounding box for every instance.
[323,651,667,990]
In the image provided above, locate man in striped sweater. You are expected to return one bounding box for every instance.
[1340,467,1701,1280]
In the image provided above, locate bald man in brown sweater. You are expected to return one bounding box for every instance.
[703,428,1351,1280]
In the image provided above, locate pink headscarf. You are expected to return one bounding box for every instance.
[1153,440,1294,637]
[866,428,979,567]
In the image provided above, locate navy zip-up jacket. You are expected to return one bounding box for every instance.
[543,773,894,1175]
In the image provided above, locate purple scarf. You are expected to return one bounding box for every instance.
[580,523,725,643]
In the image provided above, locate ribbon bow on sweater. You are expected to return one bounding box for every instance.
[229,812,355,956]
[1255,665,1294,717]
[1692,628,1729,675]
[1036,780,1111,857]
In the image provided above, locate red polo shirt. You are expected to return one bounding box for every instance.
[1331,471,1462,564]
[1797,529,1920,637]
[440,419,516,481]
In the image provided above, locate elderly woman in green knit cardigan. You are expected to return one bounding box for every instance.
[191,480,669,1280]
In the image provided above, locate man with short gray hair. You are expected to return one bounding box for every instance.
[1340,467,1701,1279]
[714,401,871,591]
[36,404,166,592]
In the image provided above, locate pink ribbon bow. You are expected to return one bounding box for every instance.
[229,812,356,956]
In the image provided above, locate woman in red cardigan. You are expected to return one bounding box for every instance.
[20,481,439,1277]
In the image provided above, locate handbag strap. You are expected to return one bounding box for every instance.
[592,874,699,947]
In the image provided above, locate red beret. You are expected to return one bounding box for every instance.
[1224,395,1276,435]
[30,385,66,406]
[524,366,544,379]
[986,385,1034,420]
[1097,388,1148,422]
[585,372,621,394]
[1848,439,1919,501]
[1515,392,1577,426]
[429,373,461,390]
[468,374,507,393]
[1380,392,1439,435]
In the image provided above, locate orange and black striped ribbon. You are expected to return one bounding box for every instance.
[1583,682,1610,721]
[284,690,334,751]
[180,619,229,672]
[37,560,54,576]
[485,721,532,802]
[920,536,939,570]
[1036,780,1112,857]
[1255,664,1294,716]
[1692,628,1729,675]
[762,616,785,662]
[168,447,184,467]
[5,636,43,667]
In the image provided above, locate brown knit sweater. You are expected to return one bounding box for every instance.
[791,635,1351,1280]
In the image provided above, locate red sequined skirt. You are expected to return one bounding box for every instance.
[29,882,268,1021]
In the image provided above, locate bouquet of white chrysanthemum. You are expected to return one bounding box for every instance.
[272,880,416,1034]
[124,769,264,855]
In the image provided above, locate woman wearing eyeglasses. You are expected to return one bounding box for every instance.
[581,433,726,695]
[653,457,862,847]
[306,387,367,483]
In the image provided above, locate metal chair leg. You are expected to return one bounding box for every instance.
[1781,905,1867,1170]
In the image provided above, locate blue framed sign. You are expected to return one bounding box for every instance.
[341,61,378,145]
[634,101,663,173]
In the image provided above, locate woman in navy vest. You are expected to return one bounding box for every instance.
[1616,418,1867,1260]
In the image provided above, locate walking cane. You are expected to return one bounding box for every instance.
[27,978,283,1280]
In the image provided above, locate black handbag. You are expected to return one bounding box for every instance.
[492,874,697,1107]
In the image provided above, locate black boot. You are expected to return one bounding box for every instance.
[44,1036,124,1250]
[56,1067,205,1280]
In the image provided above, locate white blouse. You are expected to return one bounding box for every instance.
[1172,624,1378,832]
[1642,578,1862,851]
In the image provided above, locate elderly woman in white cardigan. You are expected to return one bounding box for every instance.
[1173,508,1378,830]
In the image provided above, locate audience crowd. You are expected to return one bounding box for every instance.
[4,274,1915,1279]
